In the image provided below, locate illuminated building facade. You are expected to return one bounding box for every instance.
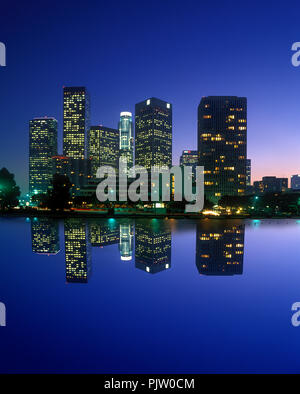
[89,126,119,177]
[135,221,171,273]
[196,222,245,275]
[198,96,247,203]
[119,112,133,174]
[291,175,300,190]
[119,223,134,261]
[135,98,172,171]
[63,86,90,159]
[31,218,60,255]
[88,220,120,247]
[29,117,57,195]
[64,219,91,283]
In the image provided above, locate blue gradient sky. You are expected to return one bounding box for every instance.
[1,0,300,193]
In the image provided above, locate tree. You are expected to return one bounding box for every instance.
[31,192,48,208]
[46,174,72,211]
[0,168,21,210]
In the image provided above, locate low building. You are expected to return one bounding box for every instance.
[291,175,300,190]
[253,176,288,194]
[52,156,92,196]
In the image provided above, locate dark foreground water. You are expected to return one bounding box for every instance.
[0,216,300,373]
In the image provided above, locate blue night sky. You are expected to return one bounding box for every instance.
[1,0,300,194]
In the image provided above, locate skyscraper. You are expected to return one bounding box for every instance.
[89,126,119,177]
[88,220,120,247]
[135,221,171,274]
[31,218,60,255]
[29,117,57,195]
[135,97,172,171]
[63,86,90,159]
[198,96,247,203]
[64,219,91,283]
[196,222,245,276]
[119,112,133,174]
[119,223,134,261]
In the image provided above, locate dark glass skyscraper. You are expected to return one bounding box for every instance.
[198,96,247,203]
[135,97,172,171]
[135,221,171,274]
[89,126,119,177]
[63,86,90,160]
[29,117,57,195]
[196,222,245,276]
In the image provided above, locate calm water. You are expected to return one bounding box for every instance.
[0,216,300,373]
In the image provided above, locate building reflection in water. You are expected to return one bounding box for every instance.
[30,218,246,279]
[135,220,172,274]
[88,219,119,247]
[196,221,245,276]
[64,219,91,283]
[119,222,134,261]
[31,218,60,255]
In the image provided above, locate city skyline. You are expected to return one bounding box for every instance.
[24,88,299,200]
[1,1,300,194]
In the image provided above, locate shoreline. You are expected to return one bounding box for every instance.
[0,210,299,220]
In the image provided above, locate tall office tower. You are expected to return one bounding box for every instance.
[31,218,60,255]
[29,117,58,195]
[135,221,172,274]
[119,223,134,261]
[119,112,133,174]
[198,96,247,203]
[196,222,245,276]
[64,219,91,283]
[135,97,172,171]
[89,126,119,177]
[88,221,120,247]
[291,175,300,190]
[246,159,251,186]
[180,150,198,179]
[63,86,90,159]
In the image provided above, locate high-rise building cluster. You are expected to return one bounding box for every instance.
[29,90,174,200]
[29,89,253,205]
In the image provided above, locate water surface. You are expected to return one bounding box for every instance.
[0,216,299,373]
